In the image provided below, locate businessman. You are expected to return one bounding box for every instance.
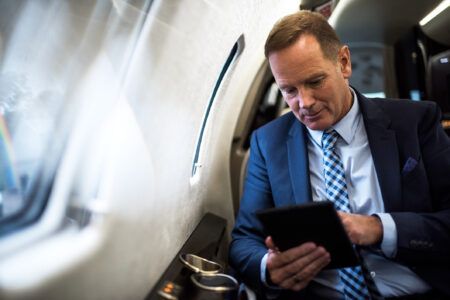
[229,10,450,300]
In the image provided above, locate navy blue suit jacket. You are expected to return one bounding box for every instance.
[229,90,450,297]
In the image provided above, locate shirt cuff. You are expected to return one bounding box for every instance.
[374,213,398,258]
[260,253,282,298]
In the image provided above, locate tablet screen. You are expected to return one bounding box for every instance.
[256,201,359,269]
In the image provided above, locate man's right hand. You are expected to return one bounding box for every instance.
[265,236,331,291]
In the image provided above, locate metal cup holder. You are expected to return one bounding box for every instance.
[179,254,239,299]
[179,253,222,274]
[190,273,238,299]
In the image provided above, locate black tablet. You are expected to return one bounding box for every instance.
[256,201,359,269]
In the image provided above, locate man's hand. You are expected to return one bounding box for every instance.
[265,236,330,291]
[338,212,383,246]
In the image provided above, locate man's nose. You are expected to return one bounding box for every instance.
[297,88,315,109]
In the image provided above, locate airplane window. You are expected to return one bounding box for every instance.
[0,0,152,235]
[0,107,26,223]
[409,90,421,101]
[362,92,386,98]
[192,36,245,177]
[0,2,69,232]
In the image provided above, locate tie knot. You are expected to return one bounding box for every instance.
[321,129,339,151]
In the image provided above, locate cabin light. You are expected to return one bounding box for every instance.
[440,57,449,64]
[419,0,450,26]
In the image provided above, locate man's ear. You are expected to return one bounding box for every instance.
[338,45,352,79]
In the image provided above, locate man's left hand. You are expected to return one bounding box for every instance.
[337,212,383,246]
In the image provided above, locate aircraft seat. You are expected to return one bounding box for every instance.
[427,49,450,135]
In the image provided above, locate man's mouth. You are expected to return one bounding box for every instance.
[302,109,322,119]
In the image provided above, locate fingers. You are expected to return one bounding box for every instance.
[338,212,383,245]
[265,236,278,251]
[338,212,361,244]
[268,242,317,270]
[289,253,331,291]
[266,242,331,290]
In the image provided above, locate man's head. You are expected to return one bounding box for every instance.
[265,11,353,131]
[265,10,341,60]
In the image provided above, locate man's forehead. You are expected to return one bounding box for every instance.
[269,53,329,83]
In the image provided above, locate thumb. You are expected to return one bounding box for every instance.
[265,236,278,251]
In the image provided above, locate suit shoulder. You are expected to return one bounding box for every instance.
[253,112,297,140]
[370,98,436,110]
[367,98,439,120]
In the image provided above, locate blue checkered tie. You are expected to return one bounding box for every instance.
[321,129,375,300]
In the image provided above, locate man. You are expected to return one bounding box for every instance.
[229,10,450,300]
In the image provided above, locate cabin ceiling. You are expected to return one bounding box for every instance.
[301,0,448,46]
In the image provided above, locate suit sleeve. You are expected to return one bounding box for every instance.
[391,102,450,266]
[229,131,275,293]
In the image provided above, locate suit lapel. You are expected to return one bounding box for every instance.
[358,93,402,212]
[287,120,312,205]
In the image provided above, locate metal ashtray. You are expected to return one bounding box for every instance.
[179,253,222,274]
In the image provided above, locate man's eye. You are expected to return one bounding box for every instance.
[283,88,296,96]
[308,78,324,88]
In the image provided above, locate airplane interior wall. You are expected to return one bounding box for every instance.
[0,0,300,299]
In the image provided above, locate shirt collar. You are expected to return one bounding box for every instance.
[307,88,360,146]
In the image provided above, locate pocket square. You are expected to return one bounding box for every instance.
[402,157,418,174]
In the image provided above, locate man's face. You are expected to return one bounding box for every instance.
[268,34,353,131]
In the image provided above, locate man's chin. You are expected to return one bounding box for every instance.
[306,124,327,131]
[302,120,329,131]
[294,113,330,131]
[300,114,330,130]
